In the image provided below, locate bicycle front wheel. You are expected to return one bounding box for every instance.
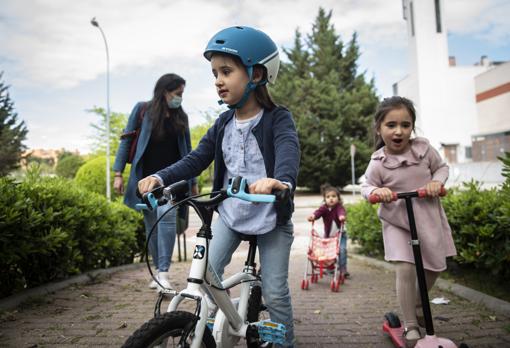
[122,311,216,348]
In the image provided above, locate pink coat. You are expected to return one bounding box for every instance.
[361,137,456,271]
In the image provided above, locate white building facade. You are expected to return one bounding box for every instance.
[394,0,491,163]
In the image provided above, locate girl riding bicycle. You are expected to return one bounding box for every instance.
[138,26,300,347]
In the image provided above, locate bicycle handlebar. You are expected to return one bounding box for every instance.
[368,186,447,204]
[137,176,288,211]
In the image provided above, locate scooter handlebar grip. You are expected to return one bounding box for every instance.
[417,186,447,198]
[368,192,397,204]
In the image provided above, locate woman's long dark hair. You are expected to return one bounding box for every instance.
[150,73,188,140]
[373,96,416,150]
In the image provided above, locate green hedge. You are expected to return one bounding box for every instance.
[0,174,144,298]
[74,155,130,200]
[347,182,510,282]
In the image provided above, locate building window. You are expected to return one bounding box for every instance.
[465,146,472,159]
[434,0,442,33]
[410,1,415,36]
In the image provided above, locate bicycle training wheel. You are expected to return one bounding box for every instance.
[121,311,215,348]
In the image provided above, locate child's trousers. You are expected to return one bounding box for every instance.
[209,217,295,348]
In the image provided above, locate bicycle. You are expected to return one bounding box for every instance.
[122,176,288,348]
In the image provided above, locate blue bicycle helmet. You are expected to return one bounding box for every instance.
[204,26,280,109]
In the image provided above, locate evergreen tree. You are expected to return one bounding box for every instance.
[271,8,379,191]
[0,72,28,176]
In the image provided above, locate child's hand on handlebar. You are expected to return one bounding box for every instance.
[371,187,393,203]
[248,178,287,194]
[307,214,315,222]
[138,176,162,195]
[424,180,443,197]
[339,215,346,222]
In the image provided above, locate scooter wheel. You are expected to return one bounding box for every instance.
[384,312,401,328]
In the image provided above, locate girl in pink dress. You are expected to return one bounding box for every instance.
[361,96,456,347]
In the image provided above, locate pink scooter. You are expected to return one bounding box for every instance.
[369,188,468,348]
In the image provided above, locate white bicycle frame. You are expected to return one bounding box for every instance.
[167,234,259,348]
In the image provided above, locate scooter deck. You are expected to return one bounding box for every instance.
[383,321,405,348]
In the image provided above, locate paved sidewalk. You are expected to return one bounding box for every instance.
[1,194,510,347]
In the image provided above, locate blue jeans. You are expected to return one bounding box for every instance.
[209,217,295,348]
[143,203,177,272]
[338,232,348,272]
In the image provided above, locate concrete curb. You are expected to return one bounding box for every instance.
[351,253,510,318]
[0,262,146,312]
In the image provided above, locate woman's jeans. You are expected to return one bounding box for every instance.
[143,203,177,272]
[209,217,295,348]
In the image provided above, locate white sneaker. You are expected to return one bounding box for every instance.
[148,278,158,289]
[148,269,159,289]
[157,272,173,293]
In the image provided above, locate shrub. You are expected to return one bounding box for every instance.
[0,173,143,298]
[346,201,383,257]
[56,153,84,178]
[74,155,130,200]
[443,182,510,281]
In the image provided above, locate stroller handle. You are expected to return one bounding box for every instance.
[368,186,446,204]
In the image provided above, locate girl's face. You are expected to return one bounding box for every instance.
[324,190,339,208]
[164,84,184,104]
[210,55,249,106]
[378,107,414,155]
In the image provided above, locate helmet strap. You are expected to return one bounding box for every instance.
[217,66,259,110]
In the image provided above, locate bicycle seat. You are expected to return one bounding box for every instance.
[238,234,257,243]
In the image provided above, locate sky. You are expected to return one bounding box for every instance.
[1,0,509,154]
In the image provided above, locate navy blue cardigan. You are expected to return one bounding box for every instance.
[156,106,300,223]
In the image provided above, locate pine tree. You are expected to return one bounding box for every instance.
[271,8,379,191]
[0,72,28,176]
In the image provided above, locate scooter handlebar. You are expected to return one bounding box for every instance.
[368,186,446,204]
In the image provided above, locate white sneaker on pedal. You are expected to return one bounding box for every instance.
[157,272,174,293]
[148,269,159,289]
[148,278,158,289]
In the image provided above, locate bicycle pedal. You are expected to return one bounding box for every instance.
[256,319,286,345]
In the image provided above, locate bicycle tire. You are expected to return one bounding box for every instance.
[121,311,216,348]
[247,285,273,348]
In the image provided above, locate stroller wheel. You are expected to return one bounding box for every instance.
[330,280,340,292]
[301,279,309,290]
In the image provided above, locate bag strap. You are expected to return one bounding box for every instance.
[119,102,148,139]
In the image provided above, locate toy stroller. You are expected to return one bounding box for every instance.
[301,221,345,292]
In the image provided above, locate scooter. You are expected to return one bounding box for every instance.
[369,188,468,348]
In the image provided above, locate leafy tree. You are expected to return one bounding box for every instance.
[0,72,28,176]
[270,8,379,191]
[190,109,219,191]
[56,152,84,178]
[87,106,128,156]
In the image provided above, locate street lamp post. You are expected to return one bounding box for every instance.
[90,17,111,201]
[350,143,356,197]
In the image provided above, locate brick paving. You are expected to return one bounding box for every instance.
[1,193,509,347]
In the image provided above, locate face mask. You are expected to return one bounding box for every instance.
[167,96,182,109]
